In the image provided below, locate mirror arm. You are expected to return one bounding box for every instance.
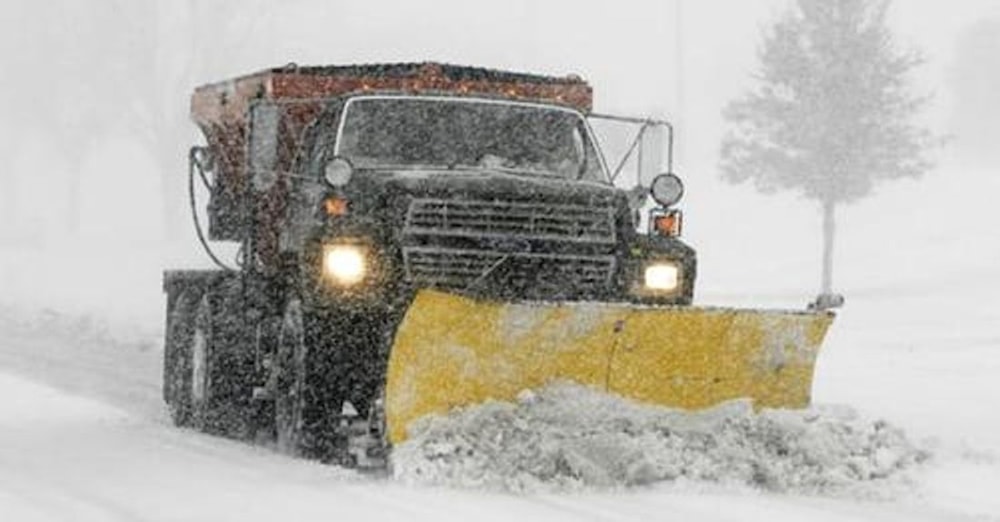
[666,119,674,175]
[589,113,675,185]
[609,123,649,183]
[636,123,645,189]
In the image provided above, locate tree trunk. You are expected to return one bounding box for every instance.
[0,139,14,245]
[821,199,836,295]
[66,162,82,238]
[62,144,88,239]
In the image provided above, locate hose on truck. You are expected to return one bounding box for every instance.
[189,146,237,272]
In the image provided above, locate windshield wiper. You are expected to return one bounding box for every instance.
[356,162,451,171]
[448,163,566,179]
[358,161,568,180]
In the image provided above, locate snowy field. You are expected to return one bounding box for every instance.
[1,168,998,521]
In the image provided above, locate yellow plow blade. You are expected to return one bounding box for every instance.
[385,290,834,443]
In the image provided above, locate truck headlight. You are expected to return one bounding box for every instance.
[643,261,680,292]
[322,244,367,286]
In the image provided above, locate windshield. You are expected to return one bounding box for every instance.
[334,96,607,182]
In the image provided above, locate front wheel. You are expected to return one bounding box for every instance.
[274,299,343,458]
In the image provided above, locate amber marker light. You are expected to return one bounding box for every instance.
[653,211,682,237]
[324,197,349,216]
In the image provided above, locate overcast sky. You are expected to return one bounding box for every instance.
[2,0,996,165]
[182,0,1000,168]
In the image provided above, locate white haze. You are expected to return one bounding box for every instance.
[0,0,997,323]
[1,1,999,520]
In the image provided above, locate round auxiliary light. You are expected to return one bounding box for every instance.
[324,157,354,187]
[650,173,684,207]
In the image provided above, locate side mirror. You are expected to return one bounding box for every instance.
[650,173,684,207]
[324,157,354,187]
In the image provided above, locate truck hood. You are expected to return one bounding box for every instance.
[289,166,636,255]
[360,167,625,209]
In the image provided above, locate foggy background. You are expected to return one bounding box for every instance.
[0,0,997,327]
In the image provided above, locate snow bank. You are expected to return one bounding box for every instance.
[0,372,128,425]
[392,382,929,496]
[0,305,164,418]
[0,303,156,349]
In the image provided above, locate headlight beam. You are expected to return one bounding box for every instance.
[323,244,368,286]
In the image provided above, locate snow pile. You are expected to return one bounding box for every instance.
[392,383,929,496]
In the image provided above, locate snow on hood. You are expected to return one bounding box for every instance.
[391,382,929,497]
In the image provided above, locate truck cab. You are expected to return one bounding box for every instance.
[283,93,694,308]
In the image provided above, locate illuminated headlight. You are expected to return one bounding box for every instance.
[643,261,680,292]
[322,244,367,286]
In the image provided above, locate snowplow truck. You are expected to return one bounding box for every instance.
[162,63,834,465]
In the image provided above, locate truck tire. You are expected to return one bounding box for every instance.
[164,291,216,429]
[165,285,253,438]
[188,294,215,430]
[274,298,305,454]
[201,280,255,439]
[164,291,200,426]
[274,298,342,458]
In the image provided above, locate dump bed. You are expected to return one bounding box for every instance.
[191,62,593,125]
[191,62,593,242]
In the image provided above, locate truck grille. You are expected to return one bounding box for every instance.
[405,198,616,244]
[403,247,616,294]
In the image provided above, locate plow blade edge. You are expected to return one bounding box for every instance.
[385,290,834,443]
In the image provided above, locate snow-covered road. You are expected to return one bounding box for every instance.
[1,304,998,521]
[1,372,985,522]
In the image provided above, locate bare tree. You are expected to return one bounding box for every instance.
[720,0,936,301]
[0,2,123,238]
[0,0,267,241]
[117,0,271,241]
